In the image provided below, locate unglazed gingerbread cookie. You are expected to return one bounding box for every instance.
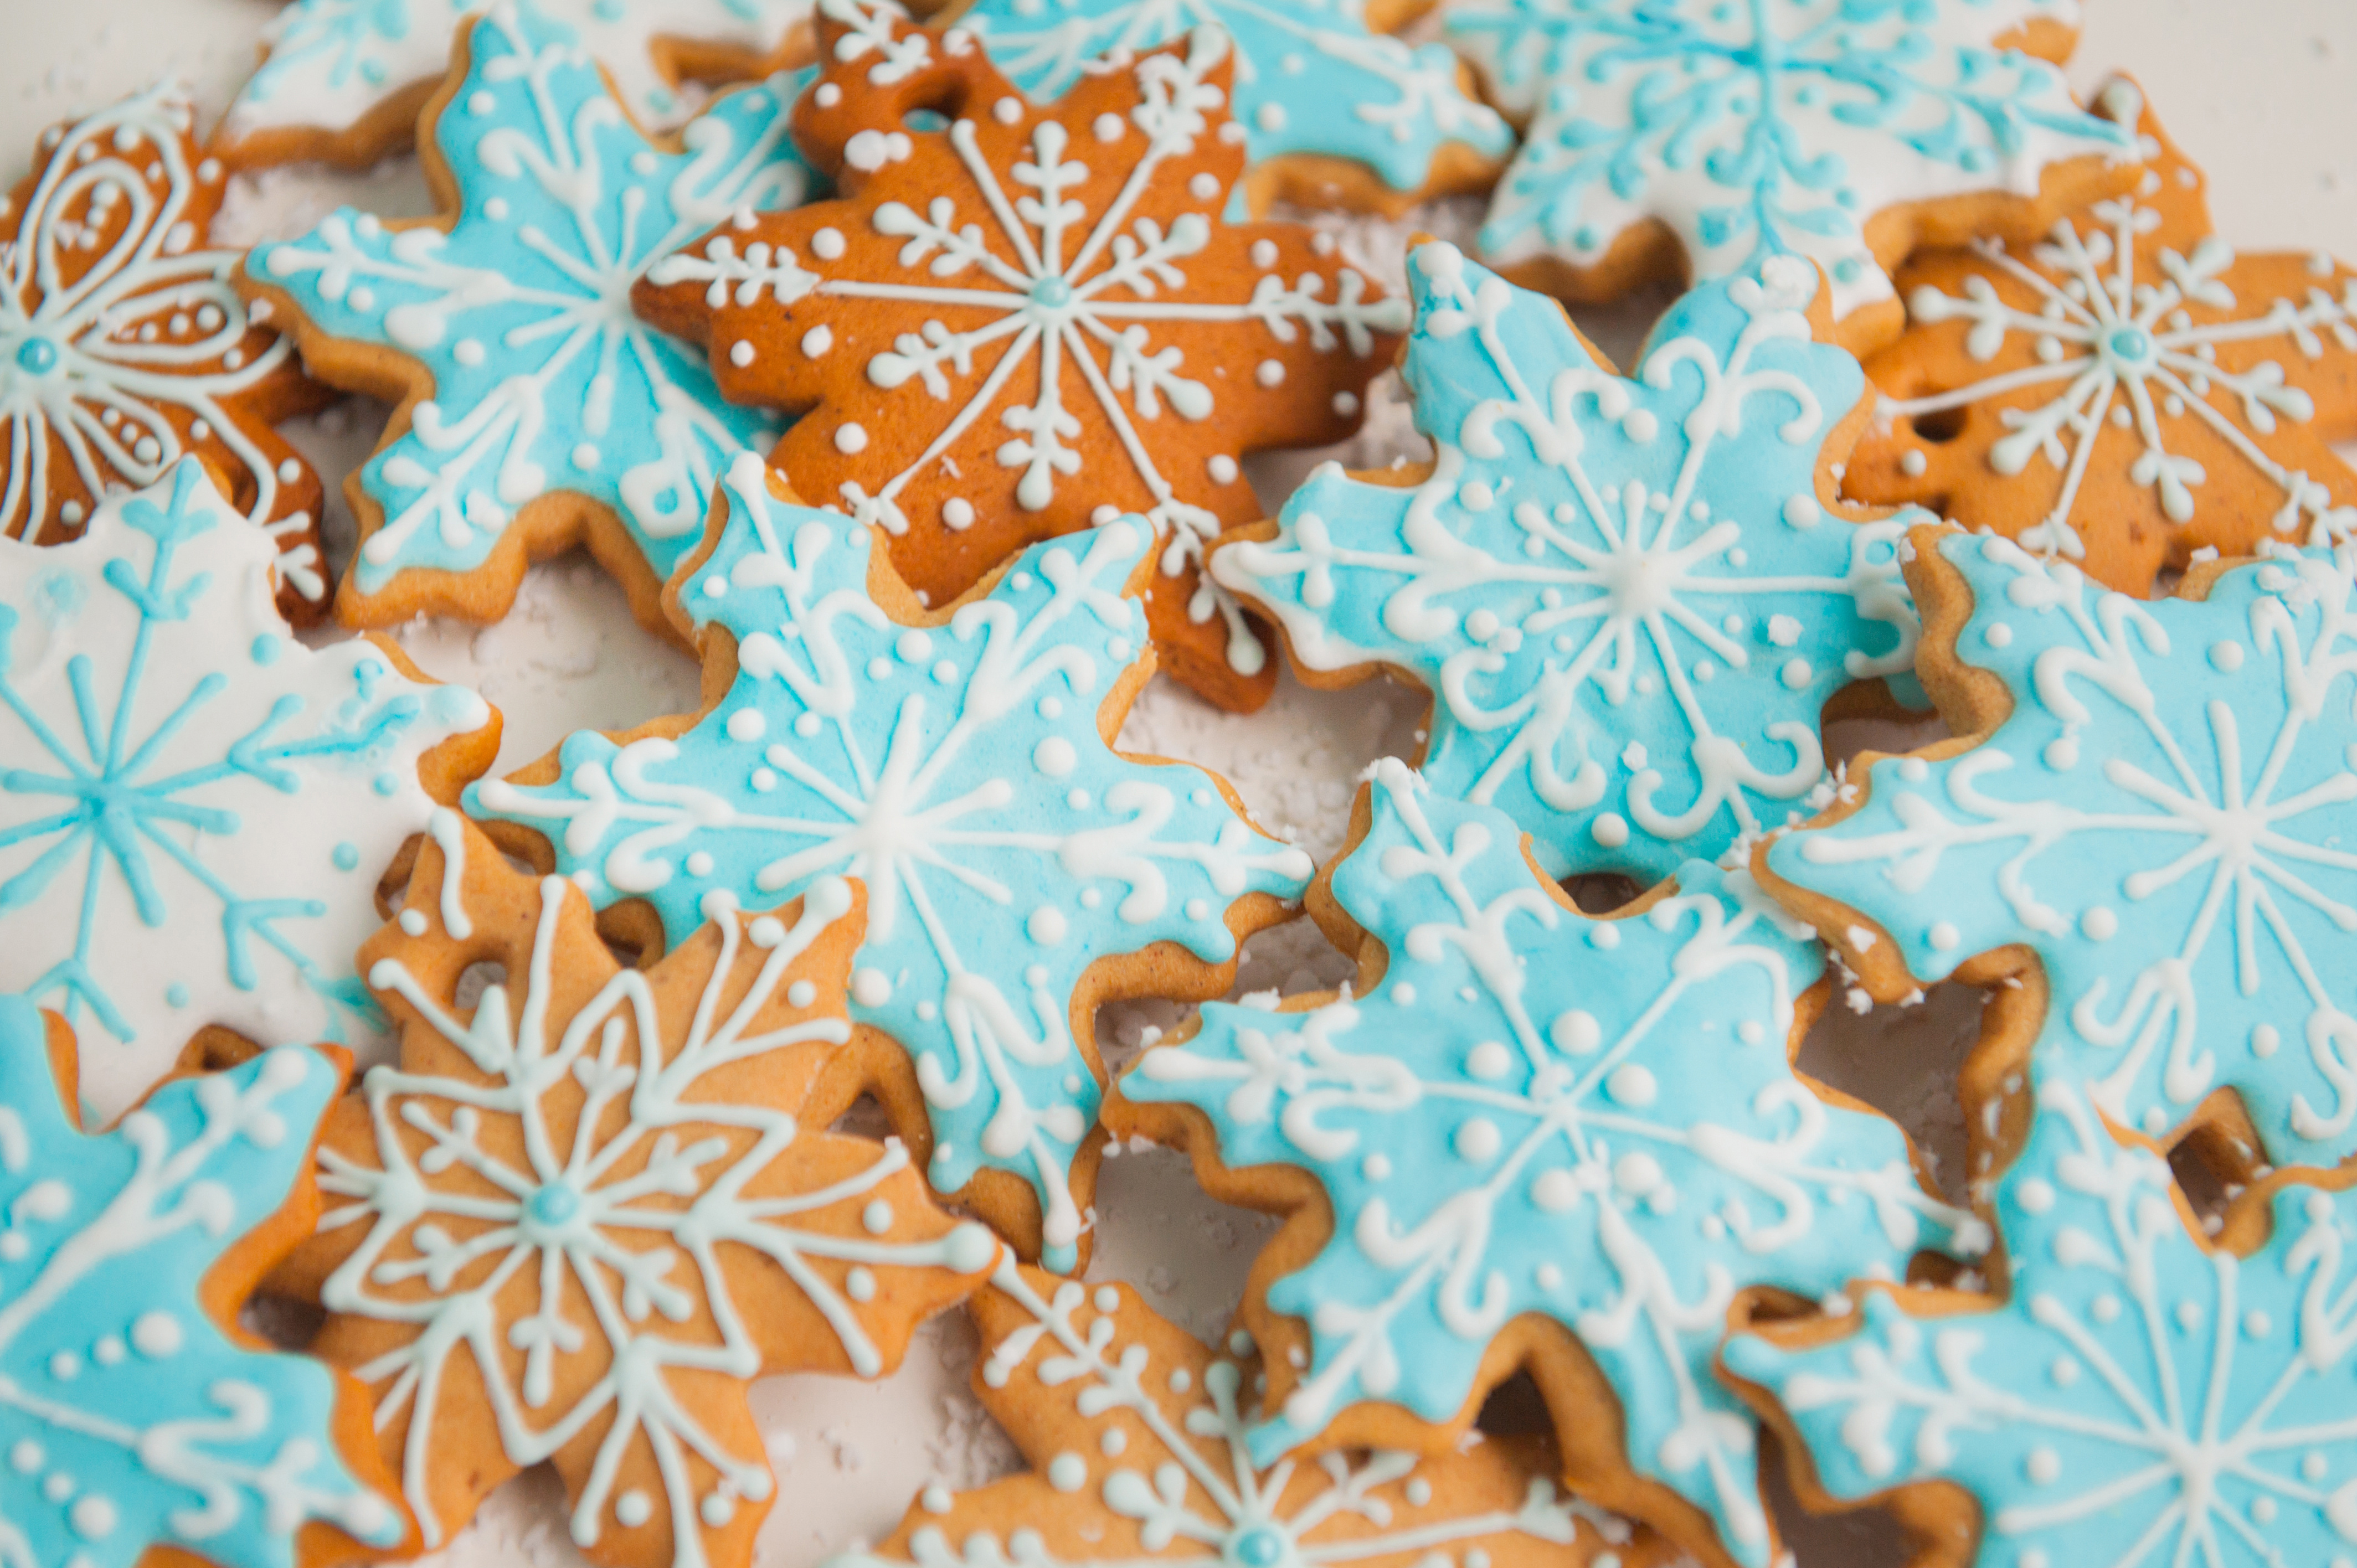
[218,0,817,169]
[637,0,1411,709]
[941,0,1514,217]
[242,4,814,640]
[1443,0,2139,353]
[277,813,1001,1568]
[1114,758,1979,1568]
[2,85,334,620]
[0,998,412,1568]
[0,460,498,1121]
[470,453,1315,1272]
[1726,1075,2357,1568]
[829,1261,1681,1568]
[1847,79,2357,590]
[1760,526,2357,1195]
[1213,244,1923,886]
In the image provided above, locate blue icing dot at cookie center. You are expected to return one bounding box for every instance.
[2103,326,2157,370]
[12,336,59,375]
[524,1182,583,1230]
[1028,276,1075,311]
[1225,1525,1289,1567]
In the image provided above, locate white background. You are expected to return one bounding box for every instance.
[0,2,2350,1565]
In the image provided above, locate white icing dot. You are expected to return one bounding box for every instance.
[1590,813,1629,849]
[1028,906,1068,945]
[1531,1168,1579,1212]
[812,228,847,260]
[943,497,975,530]
[1093,112,1124,142]
[1928,921,1961,951]
[1187,172,1221,202]
[70,1496,116,1540]
[616,1492,653,1528]
[1362,1152,1392,1181]
[1256,359,1285,387]
[1033,736,1077,777]
[802,325,833,357]
[864,1199,896,1235]
[1620,409,1658,443]
[1454,1118,1501,1162]
[994,97,1025,126]
[727,709,768,743]
[1613,1152,1663,1195]
[2080,906,2118,941]
[1985,621,2015,648]
[1549,1010,1602,1055]
[399,909,429,936]
[852,969,892,1007]
[835,422,869,454]
[1605,1064,1656,1107]
[1783,495,1822,529]
[2025,1448,2061,1484]
[847,1265,877,1301]
[1466,1041,1512,1079]
[131,1311,182,1358]
[730,339,756,368]
[2210,640,2246,673]
[2254,1023,2281,1060]
[1780,657,1813,690]
[1208,454,1239,484]
[1332,391,1359,417]
[1899,449,1928,478]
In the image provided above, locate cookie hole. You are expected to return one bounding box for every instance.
[2169,1142,2240,1241]
[1561,872,1644,915]
[1473,1370,1552,1438]
[240,1293,326,1354]
[1795,981,1984,1205]
[828,1092,896,1142]
[905,108,949,133]
[1907,406,1968,444]
[455,961,508,1010]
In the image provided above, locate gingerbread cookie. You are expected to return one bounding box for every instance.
[637,0,1411,710]
[1758,526,2357,1193]
[1444,0,2139,353]
[0,998,411,1568]
[277,812,1000,1568]
[1847,79,2357,591]
[469,453,1315,1272]
[942,0,1514,217]
[219,0,817,169]
[831,1260,1679,1568]
[242,4,814,641]
[1727,1074,2357,1568]
[2,84,334,621]
[0,458,498,1121]
[1114,757,1978,1568]
[1212,243,1923,886]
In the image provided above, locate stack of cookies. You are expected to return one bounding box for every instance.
[0,3,2351,1567]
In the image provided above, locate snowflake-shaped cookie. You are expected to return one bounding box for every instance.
[469,453,1314,1271]
[1117,758,1978,1566]
[1727,1075,2357,1568]
[0,999,409,1568]
[2,85,332,620]
[1760,528,2357,1179]
[948,0,1514,214]
[244,3,812,637]
[220,0,814,167]
[1849,80,2357,590]
[0,459,497,1120]
[638,0,1409,710]
[1446,0,2135,344]
[286,814,999,1568]
[828,1260,1678,1568]
[1212,243,1921,885]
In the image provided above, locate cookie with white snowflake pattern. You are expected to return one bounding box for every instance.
[1212,242,1926,888]
[1445,0,2139,354]
[241,3,814,642]
[272,811,1001,1568]
[465,453,1315,1272]
[0,998,415,1568]
[1113,756,1980,1568]
[1726,1074,2357,1568]
[636,0,1411,710]
[1756,522,2357,1208]
[1,84,336,621]
[0,458,500,1123]
[939,0,1515,217]
[828,1260,1681,1568]
[218,0,817,170]
[1849,79,2357,591]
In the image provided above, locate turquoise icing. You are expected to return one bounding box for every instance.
[1768,534,2357,1165]
[1726,1074,2357,1567]
[1213,243,1922,884]
[468,453,1315,1272]
[1123,757,1980,1564]
[0,997,405,1568]
[1446,0,2134,323]
[246,5,813,599]
[954,0,1513,206]
[0,460,492,1087]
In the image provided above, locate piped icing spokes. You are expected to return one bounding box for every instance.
[1767,530,2357,1170]
[637,0,1407,703]
[306,815,996,1568]
[1728,1076,2357,1568]
[468,454,1314,1272]
[822,1258,1663,1568]
[1212,243,1921,883]
[1121,759,1978,1565]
